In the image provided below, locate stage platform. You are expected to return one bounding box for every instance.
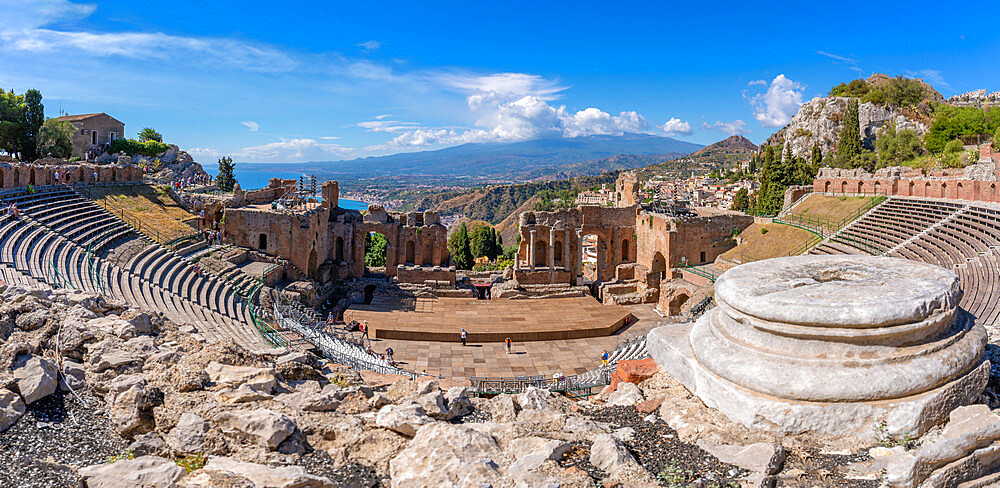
[346,295,633,343]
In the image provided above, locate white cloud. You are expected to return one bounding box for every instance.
[660,117,692,136]
[232,138,354,162]
[356,120,420,132]
[186,147,223,160]
[374,114,392,120]
[905,69,949,89]
[317,136,340,140]
[357,40,382,51]
[816,50,857,63]
[240,120,260,132]
[0,0,296,72]
[703,120,749,136]
[0,0,95,31]
[749,74,805,128]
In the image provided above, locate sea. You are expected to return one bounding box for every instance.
[208,165,367,211]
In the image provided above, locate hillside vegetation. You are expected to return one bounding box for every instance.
[719,223,818,263]
[89,184,199,242]
[413,172,618,224]
[791,194,876,223]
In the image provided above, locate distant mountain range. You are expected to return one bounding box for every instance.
[266,133,703,181]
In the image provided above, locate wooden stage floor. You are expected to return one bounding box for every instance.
[346,295,633,343]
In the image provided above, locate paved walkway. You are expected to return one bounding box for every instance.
[356,303,667,379]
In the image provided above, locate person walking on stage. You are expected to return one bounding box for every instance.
[385,346,394,366]
[601,350,609,367]
[505,337,512,355]
[460,328,467,346]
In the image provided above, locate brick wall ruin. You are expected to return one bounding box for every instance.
[222,181,451,283]
[813,151,1000,203]
[0,162,142,187]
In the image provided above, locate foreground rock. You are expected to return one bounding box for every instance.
[186,456,336,487]
[77,456,186,487]
[13,354,57,404]
[0,388,25,432]
[389,423,502,487]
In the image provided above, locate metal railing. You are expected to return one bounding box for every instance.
[272,294,424,378]
[680,262,719,283]
[46,259,74,289]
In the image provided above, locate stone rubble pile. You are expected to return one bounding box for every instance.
[4,253,1000,486]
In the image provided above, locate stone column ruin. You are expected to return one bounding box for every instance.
[648,255,988,439]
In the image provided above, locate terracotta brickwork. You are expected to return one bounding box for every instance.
[222,180,450,283]
[614,171,640,207]
[813,159,1000,203]
[0,162,141,188]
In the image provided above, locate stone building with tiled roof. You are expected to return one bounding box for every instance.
[52,112,124,159]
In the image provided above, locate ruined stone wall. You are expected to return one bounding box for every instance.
[223,185,450,283]
[635,210,753,285]
[0,163,141,188]
[396,265,456,286]
[614,171,640,207]
[515,206,637,284]
[813,163,1000,203]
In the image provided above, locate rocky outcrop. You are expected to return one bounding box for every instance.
[0,388,25,432]
[765,96,929,157]
[389,423,503,487]
[12,354,57,404]
[78,456,186,488]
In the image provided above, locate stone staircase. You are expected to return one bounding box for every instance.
[0,186,266,349]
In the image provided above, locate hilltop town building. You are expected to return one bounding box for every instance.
[52,113,125,159]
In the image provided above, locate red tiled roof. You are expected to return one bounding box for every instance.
[53,113,122,124]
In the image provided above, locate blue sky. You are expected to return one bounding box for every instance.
[1,0,997,163]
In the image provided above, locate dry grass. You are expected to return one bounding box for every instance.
[720,222,818,263]
[90,184,198,242]
[791,194,876,224]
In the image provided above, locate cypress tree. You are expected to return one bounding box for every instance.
[836,99,862,168]
[216,156,237,192]
[448,223,474,270]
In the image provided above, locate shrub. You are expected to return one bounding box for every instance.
[108,138,169,157]
[176,453,206,473]
[472,259,513,272]
[68,156,81,162]
[943,139,964,154]
[760,227,768,235]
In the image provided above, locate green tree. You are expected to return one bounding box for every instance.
[364,232,387,267]
[19,89,44,162]
[876,124,924,168]
[216,156,236,191]
[0,89,26,157]
[730,188,749,212]
[138,127,163,143]
[36,119,74,158]
[494,231,503,257]
[993,126,1000,151]
[469,224,498,260]
[811,145,823,168]
[448,223,474,270]
[835,98,863,168]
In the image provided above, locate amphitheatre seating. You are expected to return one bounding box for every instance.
[0,186,265,348]
[811,196,1000,327]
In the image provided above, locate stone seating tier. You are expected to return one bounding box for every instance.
[648,255,988,439]
[0,187,264,349]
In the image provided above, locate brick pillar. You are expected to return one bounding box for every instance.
[575,230,583,281]
[528,229,536,271]
[547,228,555,269]
[563,229,570,270]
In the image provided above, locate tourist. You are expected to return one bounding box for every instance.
[385,346,394,365]
[505,337,512,355]
[460,328,467,346]
[601,350,609,367]
[327,312,335,328]
[362,320,370,341]
[366,345,375,357]
[53,171,60,185]
[93,171,99,182]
